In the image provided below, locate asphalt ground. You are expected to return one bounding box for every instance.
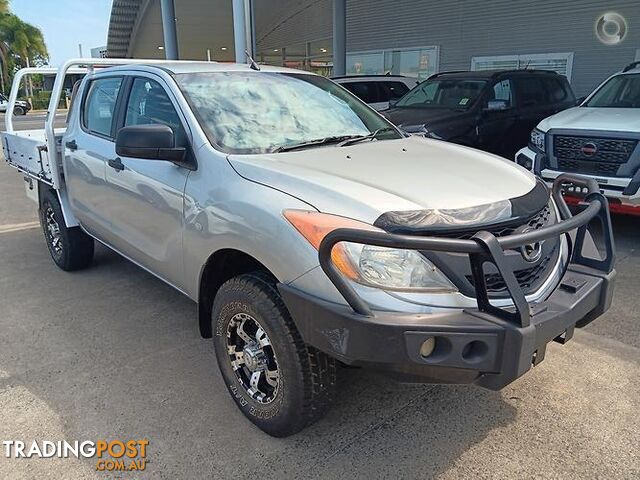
[0,113,638,479]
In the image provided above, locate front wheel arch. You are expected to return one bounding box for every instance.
[198,248,275,338]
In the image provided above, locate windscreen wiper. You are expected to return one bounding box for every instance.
[272,135,362,153]
[337,127,398,147]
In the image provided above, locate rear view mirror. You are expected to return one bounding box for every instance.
[116,124,186,163]
[485,99,509,111]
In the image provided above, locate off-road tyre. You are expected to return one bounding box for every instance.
[212,272,337,437]
[39,188,94,271]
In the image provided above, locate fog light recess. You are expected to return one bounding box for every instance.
[419,337,436,358]
[461,340,489,364]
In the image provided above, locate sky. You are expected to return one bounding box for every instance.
[11,0,113,66]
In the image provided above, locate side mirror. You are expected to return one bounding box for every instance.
[485,99,509,111]
[116,124,186,163]
[388,98,399,108]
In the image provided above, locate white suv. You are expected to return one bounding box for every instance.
[332,75,418,111]
[516,62,640,215]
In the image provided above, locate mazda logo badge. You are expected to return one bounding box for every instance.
[581,142,598,157]
[521,241,543,263]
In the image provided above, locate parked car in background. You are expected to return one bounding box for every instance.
[383,70,576,159]
[516,61,640,215]
[0,92,30,115]
[332,74,417,111]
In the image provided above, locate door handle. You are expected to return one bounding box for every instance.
[108,157,125,171]
[65,140,77,151]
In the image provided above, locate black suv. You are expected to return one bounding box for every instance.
[383,70,576,159]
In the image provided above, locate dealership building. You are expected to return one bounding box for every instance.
[107,0,639,95]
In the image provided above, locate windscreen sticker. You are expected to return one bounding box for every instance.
[459,98,469,105]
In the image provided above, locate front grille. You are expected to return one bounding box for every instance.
[557,159,620,176]
[419,204,559,298]
[553,135,637,177]
[466,255,552,294]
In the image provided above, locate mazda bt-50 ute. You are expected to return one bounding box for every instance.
[2,59,615,437]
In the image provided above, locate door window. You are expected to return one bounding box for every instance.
[83,77,122,138]
[517,77,548,105]
[342,81,381,103]
[490,79,513,107]
[124,78,187,146]
[381,82,411,100]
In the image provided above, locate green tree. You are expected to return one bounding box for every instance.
[0,4,49,93]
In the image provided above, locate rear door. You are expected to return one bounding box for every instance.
[513,75,558,153]
[64,75,124,241]
[104,74,192,290]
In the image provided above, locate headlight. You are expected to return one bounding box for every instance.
[341,243,456,291]
[530,128,546,152]
[284,210,457,292]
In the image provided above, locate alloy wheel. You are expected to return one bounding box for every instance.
[226,312,280,404]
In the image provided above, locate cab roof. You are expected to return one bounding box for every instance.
[102,61,311,76]
[429,69,562,80]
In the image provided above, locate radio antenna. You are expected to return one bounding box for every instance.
[245,50,260,71]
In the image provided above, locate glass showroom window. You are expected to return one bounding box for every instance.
[471,53,574,80]
[257,38,332,76]
[347,47,439,80]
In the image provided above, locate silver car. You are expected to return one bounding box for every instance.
[4,61,616,437]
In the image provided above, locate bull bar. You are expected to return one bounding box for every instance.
[317,174,615,327]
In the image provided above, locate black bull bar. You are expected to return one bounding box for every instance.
[318,174,615,327]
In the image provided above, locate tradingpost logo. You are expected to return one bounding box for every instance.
[3,439,149,472]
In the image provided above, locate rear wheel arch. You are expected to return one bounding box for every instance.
[197,248,276,338]
[38,184,79,228]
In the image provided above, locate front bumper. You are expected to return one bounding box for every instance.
[516,146,640,214]
[280,174,616,390]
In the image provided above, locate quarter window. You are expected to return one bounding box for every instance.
[545,77,572,103]
[83,77,122,138]
[124,78,187,146]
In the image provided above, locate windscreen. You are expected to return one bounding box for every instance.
[177,71,400,154]
[396,79,487,109]
[585,73,640,108]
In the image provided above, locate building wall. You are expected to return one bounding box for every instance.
[346,0,640,95]
[255,0,332,50]
[116,0,639,95]
[127,0,235,61]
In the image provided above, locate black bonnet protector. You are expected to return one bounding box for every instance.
[374,179,550,235]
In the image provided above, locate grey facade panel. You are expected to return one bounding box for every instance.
[255,0,333,49]
[346,0,640,95]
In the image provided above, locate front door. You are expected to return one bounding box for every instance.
[64,76,123,241]
[105,75,191,290]
[477,78,518,158]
